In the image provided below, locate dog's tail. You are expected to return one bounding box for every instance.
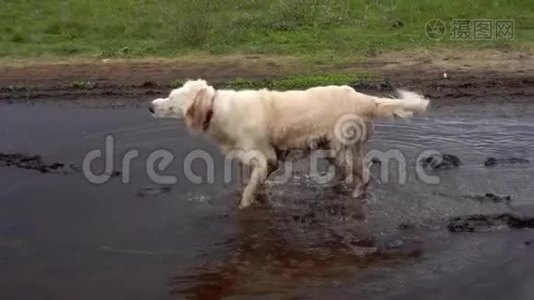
[373,90,430,118]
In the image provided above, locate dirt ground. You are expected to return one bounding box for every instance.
[0,50,533,104]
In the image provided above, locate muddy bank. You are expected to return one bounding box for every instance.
[1,54,533,104]
[448,213,534,232]
[0,152,76,174]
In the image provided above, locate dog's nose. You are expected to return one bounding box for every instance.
[148,105,155,114]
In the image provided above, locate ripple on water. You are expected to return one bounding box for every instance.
[372,114,534,159]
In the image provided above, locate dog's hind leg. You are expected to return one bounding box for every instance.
[330,146,354,184]
[331,144,370,197]
[350,145,370,199]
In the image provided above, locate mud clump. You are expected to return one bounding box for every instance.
[292,211,318,224]
[0,152,74,174]
[448,213,534,232]
[141,81,158,88]
[484,157,530,167]
[370,158,382,165]
[467,193,512,204]
[351,80,394,92]
[108,171,121,177]
[136,186,172,198]
[399,223,416,230]
[420,153,462,170]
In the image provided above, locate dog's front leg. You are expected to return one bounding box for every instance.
[239,157,268,208]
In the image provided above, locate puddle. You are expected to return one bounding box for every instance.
[1,101,534,299]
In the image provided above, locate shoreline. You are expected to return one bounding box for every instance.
[1,50,533,104]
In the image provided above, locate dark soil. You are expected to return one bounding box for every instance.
[1,58,533,104]
[420,153,462,170]
[136,186,173,198]
[484,157,530,167]
[448,213,534,232]
[463,193,512,204]
[0,152,75,174]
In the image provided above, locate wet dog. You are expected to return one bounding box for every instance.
[150,79,429,208]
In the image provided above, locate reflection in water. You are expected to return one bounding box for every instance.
[170,104,534,299]
[171,189,424,299]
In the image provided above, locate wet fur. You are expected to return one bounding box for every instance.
[150,80,429,208]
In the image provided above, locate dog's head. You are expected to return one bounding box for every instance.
[149,79,215,130]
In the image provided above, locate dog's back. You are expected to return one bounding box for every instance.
[264,85,376,150]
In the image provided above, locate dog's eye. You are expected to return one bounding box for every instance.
[169,107,174,111]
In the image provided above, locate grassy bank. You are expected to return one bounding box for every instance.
[169,72,374,90]
[1,0,533,61]
[58,73,374,91]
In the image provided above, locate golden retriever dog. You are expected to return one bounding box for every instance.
[149,79,429,208]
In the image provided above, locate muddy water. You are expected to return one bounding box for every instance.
[1,101,534,299]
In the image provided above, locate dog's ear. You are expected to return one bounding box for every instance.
[185,87,211,131]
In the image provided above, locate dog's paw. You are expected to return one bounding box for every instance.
[238,203,250,209]
[352,188,366,199]
[238,195,255,209]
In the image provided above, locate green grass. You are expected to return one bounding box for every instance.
[168,72,375,90]
[222,72,374,90]
[0,0,533,60]
[69,80,96,89]
[169,79,186,89]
